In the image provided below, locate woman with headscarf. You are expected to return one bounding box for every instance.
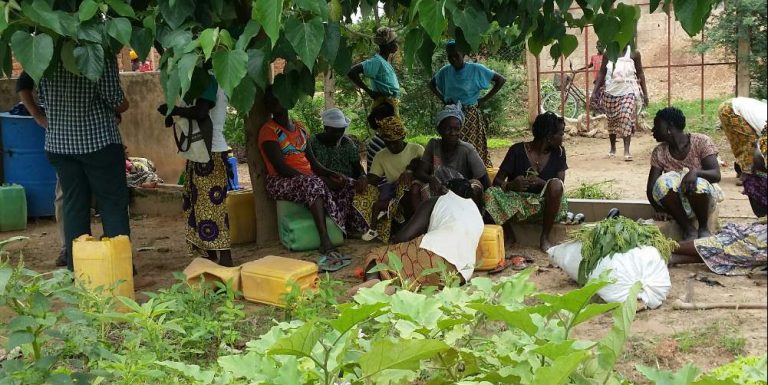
[484,112,569,251]
[308,108,364,179]
[594,44,649,161]
[348,27,400,112]
[429,40,506,166]
[353,115,425,242]
[669,132,767,275]
[414,103,491,201]
[717,97,767,179]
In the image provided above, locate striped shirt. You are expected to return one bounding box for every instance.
[40,59,125,154]
[366,134,386,170]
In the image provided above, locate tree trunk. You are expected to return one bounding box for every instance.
[736,22,751,97]
[244,91,278,246]
[323,69,336,109]
[525,43,539,125]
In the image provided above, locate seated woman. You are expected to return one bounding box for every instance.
[308,108,364,179]
[743,131,768,217]
[484,112,568,251]
[414,103,491,202]
[258,87,367,271]
[646,107,723,241]
[669,137,767,274]
[359,179,485,289]
[353,115,424,242]
[365,100,397,168]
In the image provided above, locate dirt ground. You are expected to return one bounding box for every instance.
[3,132,765,382]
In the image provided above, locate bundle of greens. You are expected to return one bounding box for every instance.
[572,217,678,284]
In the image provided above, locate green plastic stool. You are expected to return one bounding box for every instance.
[276,200,345,251]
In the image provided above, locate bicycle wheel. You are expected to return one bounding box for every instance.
[542,91,579,119]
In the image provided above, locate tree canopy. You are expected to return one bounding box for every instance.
[0,0,720,112]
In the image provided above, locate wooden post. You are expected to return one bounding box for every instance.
[525,43,539,125]
[735,23,751,97]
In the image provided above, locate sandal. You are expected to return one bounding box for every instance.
[488,255,531,274]
[624,155,634,162]
[317,251,352,272]
[361,229,379,242]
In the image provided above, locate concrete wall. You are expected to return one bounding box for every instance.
[0,72,185,183]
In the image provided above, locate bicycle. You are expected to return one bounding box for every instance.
[541,65,590,119]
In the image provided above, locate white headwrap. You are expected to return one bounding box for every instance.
[435,102,465,127]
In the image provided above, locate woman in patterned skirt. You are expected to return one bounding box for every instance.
[430,40,506,166]
[158,74,233,266]
[594,44,648,161]
[717,97,767,178]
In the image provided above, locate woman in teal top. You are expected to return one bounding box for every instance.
[430,40,506,167]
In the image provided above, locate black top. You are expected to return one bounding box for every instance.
[498,142,568,193]
[15,72,35,93]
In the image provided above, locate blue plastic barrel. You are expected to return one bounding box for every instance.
[227,155,240,191]
[1,113,56,217]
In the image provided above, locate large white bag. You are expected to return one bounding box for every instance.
[548,242,671,309]
[173,116,210,163]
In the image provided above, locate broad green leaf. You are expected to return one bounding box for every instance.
[571,303,619,327]
[284,16,324,71]
[105,0,135,18]
[176,53,198,98]
[0,266,12,293]
[536,278,610,315]
[587,0,604,11]
[7,316,37,332]
[559,34,579,58]
[46,373,74,385]
[528,35,545,56]
[332,36,352,76]
[159,29,193,51]
[403,27,423,69]
[159,0,193,29]
[246,48,269,88]
[252,0,283,47]
[453,6,489,52]
[673,0,713,36]
[10,32,54,82]
[23,0,63,35]
[7,330,34,350]
[596,283,641,374]
[593,14,621,48]
[294,0,328,18]
[637,363,700,385]
[557,0,574,11]
[330,302,387,333]
[532,341,578,360]
[650,0,663,13]
[390,290,443,330]
[531,351,591,385]
[497,267,537,304]
[269,322,323,358]
[78,0,99,21]
[157,361,215,384]
[418,0,447,44]
[74,43,106,82]
[470,304,538,336]
[359,339,450,377]
[217,353,263,379]
[107,17,132,47]
[78,20,104,44]
[614,3,641,49]
[218,30,235,50]
[161,67,181,107]
[235,20,261,51]
[272,72,301,109]
[199,28,219,60]
[230,77,257,115]
[130,28,153,61]
[212,49,248,97]
[416,38,436,74]
[320,22,341,64]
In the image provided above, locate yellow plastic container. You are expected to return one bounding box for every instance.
[183,257,242,292]
[487,168,500,183]
[226,190,257,245]
[475,225,505,271]
[72,235,134,300]
[240,256,318,307]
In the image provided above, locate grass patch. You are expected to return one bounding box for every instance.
[566,180,620,200]
[672,320,747,356]
[646,97,729,133]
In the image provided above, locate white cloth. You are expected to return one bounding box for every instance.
[604,47,639,97]
[210,87,229,153]
[419,191,484,281]
[731,97,767,134]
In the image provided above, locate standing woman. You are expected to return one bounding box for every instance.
[430,40,506,166]
[594,44,649,161]
[158,73,233,266]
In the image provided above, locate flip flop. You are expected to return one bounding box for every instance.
[317,251,351,272]
[624,155,634,162]
[361,229,379,241]
[488,255,530,274]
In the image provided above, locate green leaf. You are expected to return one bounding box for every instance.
[7,331,34,350]
[0,44,11,79]
[536,278,610,315]
[218,30,235,50]
[252,0,283,47]
[403,28,423,69]
[416,38,436,74]
[330,303,387,333]
[212,49,248,97]
[23,0,64,35]
[284,16,324,71]
[470,304,538,336]
[650,0,663,13]
[531,351,591,385]
[294,0,328,18]
[157,361,215,384]
[596,282,642,374]
[7,316,37,332]
[390,290,443,330]
[332,36,352,75]
[78,0,100,21]
[159,0,193,29]
[673,0,714,36]
[0,266,12,293]
[107,17,132,47]
[528,35,545,56]
[557,0,574,11]
[10,32,54,83]
[320,22,341,64]
[571,303,619,327]
[199,28,219,60]
[593,14,621,47]
[453,6,490,52]
[78,20,104,44]
[532,341,578,360]
[614,3,641,49]
[235,20,261,51]
[359,339,450,377]
[559,34,579,57]
[230,77,257,115]
[418,0,447,44]
[269,322,323,358]
[176,53,198,98]
[246,48,269,88]
[161,67,181,108]
[106,0,136,18]
[637,363,700,385]
[74,43,106,82]
[130,27,153,61]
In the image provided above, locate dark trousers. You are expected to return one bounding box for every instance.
[47,144,130,271]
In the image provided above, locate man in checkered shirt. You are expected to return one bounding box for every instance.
[41,58,131,271]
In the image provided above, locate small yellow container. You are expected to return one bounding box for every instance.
[226,190,257,245]
[72,235,134,299]
[487,168,500,183]
[183,257,242,292]
[475,225,505,271]
[240,256,318,307]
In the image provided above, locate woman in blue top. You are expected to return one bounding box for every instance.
[430,40,506,167]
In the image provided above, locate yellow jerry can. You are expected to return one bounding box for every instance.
[475,225,505,271]
[183,257,242,292]
[72,235,134,300]
[240,256,318,307]
[226,189,257,245]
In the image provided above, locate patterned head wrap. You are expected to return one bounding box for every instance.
[434,102,465,127]
[374,27,397,46]
[377,115,406,141]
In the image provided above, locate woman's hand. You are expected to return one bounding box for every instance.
[681,169,699,193]
[355,175,368,194]
[429,177,446,195]
[398,171,415,187]
[507,176,531,192]
[530,176,547,188]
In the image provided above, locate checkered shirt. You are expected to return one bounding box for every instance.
[40,59,125,154]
